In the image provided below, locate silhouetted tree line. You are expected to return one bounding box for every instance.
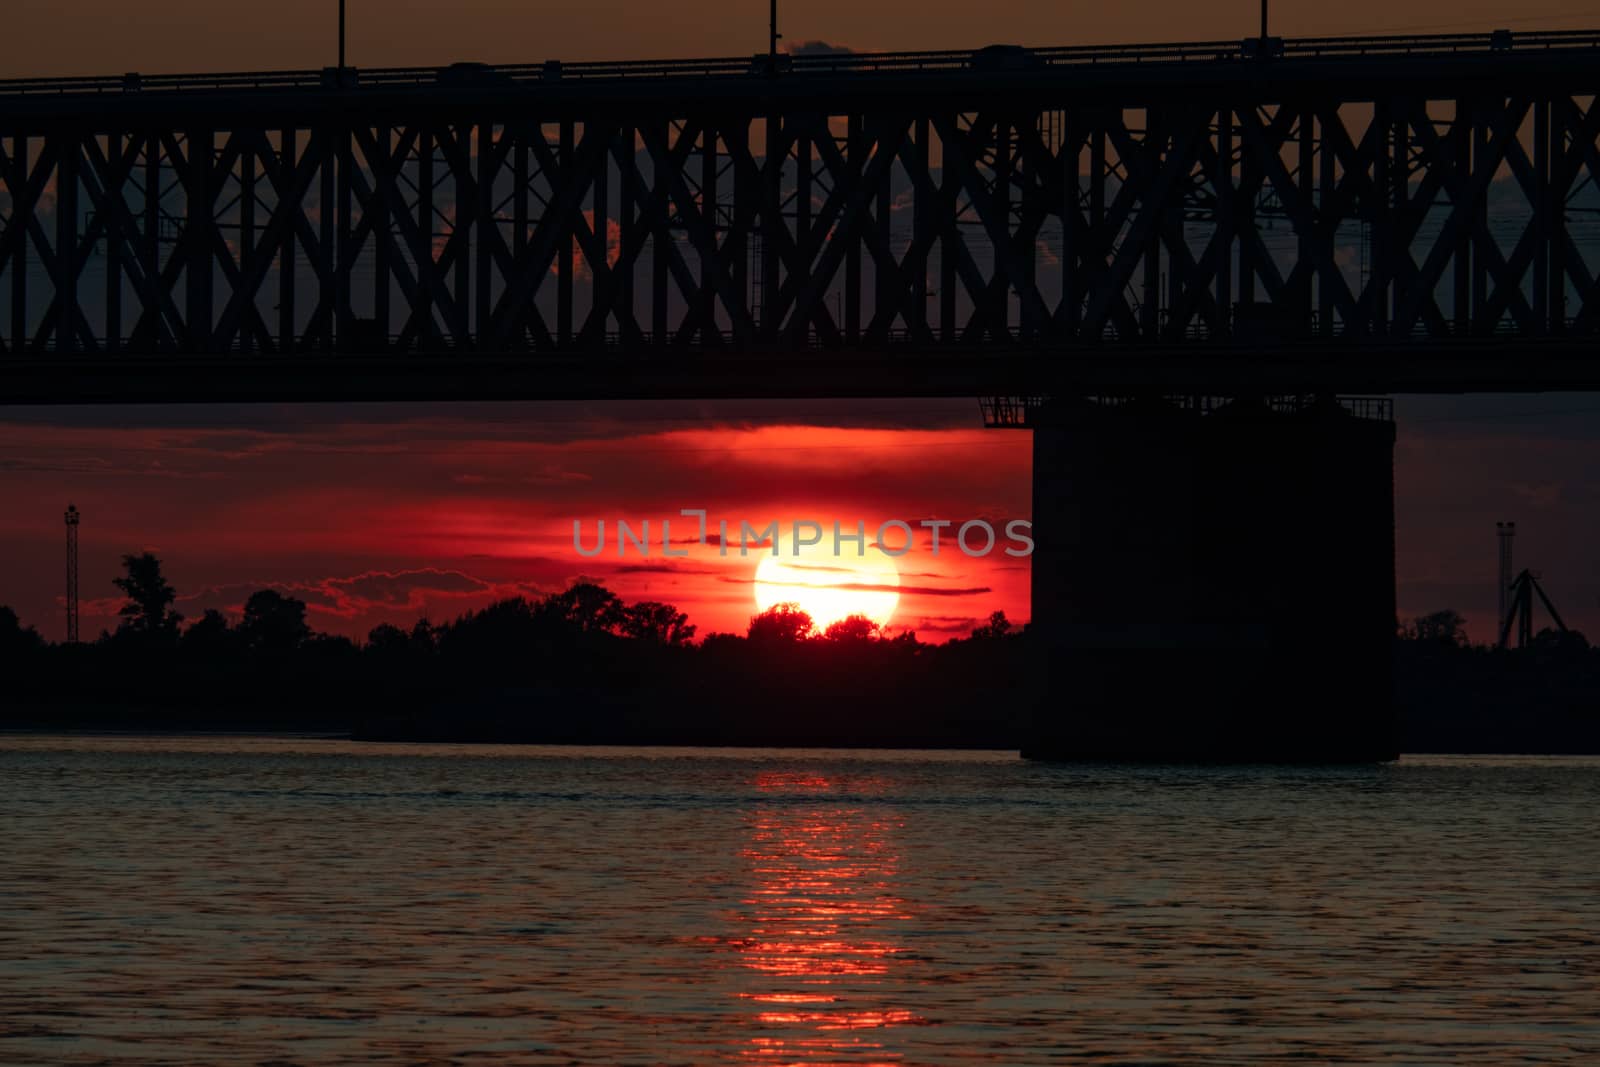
[0,553,1032,747]
[3,557,1596,751]
[1393,608,1600,753]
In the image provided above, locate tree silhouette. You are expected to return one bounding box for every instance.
[112,553,183,638]
[823,614,881,643]
[1530,627,1590,656]
[182,609,236,656]
[239,590,311,651]
[969,610,1012,640]
[437,597,540,668]
[748,603,815,643]
[0,605,44,658]
[366,622,410,654]
[619,601,697,645]
[545,582,624,634]
[409,618,438,654]
[1403,609,1469,647]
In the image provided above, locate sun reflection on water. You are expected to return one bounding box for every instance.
[731,770,923,1062]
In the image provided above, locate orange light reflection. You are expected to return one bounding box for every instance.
[733,770,923,1062]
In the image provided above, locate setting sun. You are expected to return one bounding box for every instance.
[753,542,901,632]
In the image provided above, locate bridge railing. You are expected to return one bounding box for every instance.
[1278,28,1600,58]
[3,29,1599,97]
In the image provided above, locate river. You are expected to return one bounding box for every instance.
[3,736,1597,1063]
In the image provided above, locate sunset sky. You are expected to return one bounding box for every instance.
[0,401,1038,642]
[2,394,1598,645]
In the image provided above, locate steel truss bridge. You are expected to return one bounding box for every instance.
[2,29,1600,402]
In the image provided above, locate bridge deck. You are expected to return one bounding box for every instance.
[5,338,1598,405]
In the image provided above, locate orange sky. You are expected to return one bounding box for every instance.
[7,1,1598,77]
[0,402,1034,642]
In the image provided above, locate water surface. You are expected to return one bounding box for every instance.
[3,736,1598,1063]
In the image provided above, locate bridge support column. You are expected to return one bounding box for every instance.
[1023,396,1398,762]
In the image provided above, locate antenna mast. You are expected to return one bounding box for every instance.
[1496,521,1515,639]
[65,505,80,644]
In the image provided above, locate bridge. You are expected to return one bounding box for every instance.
[2,29,1599,403]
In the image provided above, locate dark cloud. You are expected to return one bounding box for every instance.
[0,454,221,479]
[614,563,728,576]
[668,533,775,549]
[0,398,982,440]
[666,533,777,551]
[324,569,492,605]
[845,582,992,597]
[720,576,991,597]
[907,615,982,633]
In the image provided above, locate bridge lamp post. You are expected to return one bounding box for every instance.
[769,0,782,73]
[339,0,347,70]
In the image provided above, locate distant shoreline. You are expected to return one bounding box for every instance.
[3,724,1598,759]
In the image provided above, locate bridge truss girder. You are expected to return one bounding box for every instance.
[1,76,1598,365]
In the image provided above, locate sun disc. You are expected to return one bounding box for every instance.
[752,539,900,633]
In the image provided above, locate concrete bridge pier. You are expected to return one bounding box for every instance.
[1022,396,1398,762]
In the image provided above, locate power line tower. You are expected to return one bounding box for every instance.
[1498,568,1569,650]
[65,504,80,644]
